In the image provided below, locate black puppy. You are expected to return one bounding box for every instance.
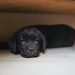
[8,24,75,58]
[8,27,46,58]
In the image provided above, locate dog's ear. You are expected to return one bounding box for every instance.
[38,32,46,53]
[8,34,20,54]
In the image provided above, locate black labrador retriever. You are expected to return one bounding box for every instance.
[8,24,75,58]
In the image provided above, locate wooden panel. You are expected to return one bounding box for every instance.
[0,1,75,14]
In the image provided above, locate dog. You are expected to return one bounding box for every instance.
[8,27,46,58]
[8,24,75,58]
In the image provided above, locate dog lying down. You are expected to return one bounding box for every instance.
[8,24,75,58]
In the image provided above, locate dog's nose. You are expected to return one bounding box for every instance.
[28,45,35,50]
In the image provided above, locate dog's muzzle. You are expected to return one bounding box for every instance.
[27,44,36,50]
[20,41,39,58]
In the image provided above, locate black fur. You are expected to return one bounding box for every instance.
[8,24,75,58]
[8,27,46,58]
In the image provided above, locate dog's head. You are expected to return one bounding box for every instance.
[17,27,46,58]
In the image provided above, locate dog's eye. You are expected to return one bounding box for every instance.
[31,37,36,41]
[23,37,27,40]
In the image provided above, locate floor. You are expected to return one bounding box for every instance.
[0,47,75,75]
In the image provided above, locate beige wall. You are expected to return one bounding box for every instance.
[0,13,75,42]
